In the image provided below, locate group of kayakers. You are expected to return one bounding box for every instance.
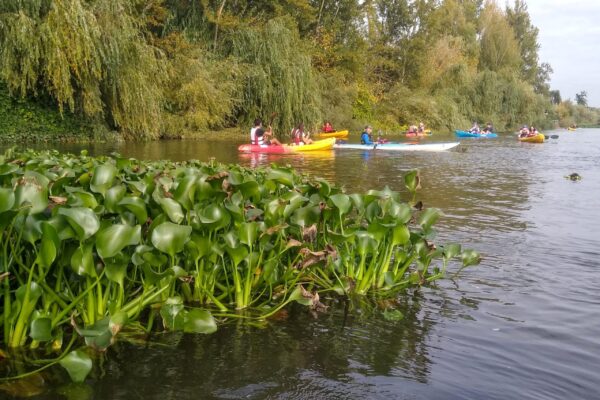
[518,125,539,138]
[469,121,494,134]
[250,118,341,146]
[408,122,427,134]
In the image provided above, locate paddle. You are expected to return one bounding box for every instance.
[544,135,559,139]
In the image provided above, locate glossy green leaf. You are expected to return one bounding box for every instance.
[59,350,92,383]
[14,177,48,214]
[104,185,126,213]
[461,250,481,267]
[404,170,421,193]
[151,222,192,257]
[118,197,148,224]
[160,297,185,331]
[104,253,130,285]
[239,222,258,247]
[96,224,141,259]
[30,315,52,341]
[443,244,462,260]
[90,164,117,196]
[417,208,442,230]
[266,168,294,186]
[71,243,95,276]
[198,204,230,231]
[158,197,185,224]
[173,174,197,210]
[37,222,60,268]
[183,309,217,334]
[290,205,321,227]
[330,193,352,216]
[392,224,410,246]
[0,187,15,213]
[58,207,100,241]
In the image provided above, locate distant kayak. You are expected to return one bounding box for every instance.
[314,130,349,139]
[455,130,498,138]
[567,127,577,131]
[518,133,544,143]
[238,138,335,154]
[405,130,432,137]
[334,142,459,152]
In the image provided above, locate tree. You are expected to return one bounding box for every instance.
[575,91,588,106]
[549,90,562,105]
[478,1,521,75]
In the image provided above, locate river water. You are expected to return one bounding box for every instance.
[3,129,600,399]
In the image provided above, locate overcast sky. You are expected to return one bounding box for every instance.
[525,0,600,106]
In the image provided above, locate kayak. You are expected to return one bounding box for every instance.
[567,127,577,131]
[315,130,349,139]
[405,130,432,137]
[238,138,335,154]
[455,130,498,138]
[518,133,544,143]
[333,142,460,152]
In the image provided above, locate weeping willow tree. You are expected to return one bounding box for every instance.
[0,0,165,139]
[231,18,321,135]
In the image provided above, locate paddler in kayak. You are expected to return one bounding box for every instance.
[321,121,335,133]
[256,126,282,146]
[250,118,262,144]
[417,122,426,133]
[361,125,374,144]
[291,123,313,145]
[469,121,480,133]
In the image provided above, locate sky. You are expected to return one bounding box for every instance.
[525,0,600,107]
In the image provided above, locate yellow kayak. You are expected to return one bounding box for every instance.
[286,138,336,152]
[518,133,544,143]
[314,130,349,139]
[567,127,577,131]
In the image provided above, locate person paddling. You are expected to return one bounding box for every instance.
[250,118,262,144]
[361,125,374,144]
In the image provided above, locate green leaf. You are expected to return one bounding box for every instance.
[104,185,126,213]
[418,208,442,230]
[0,187,15,213]
[391,224,410,246]
[90,164,117,196]
[58,207,100,241]
[183,309,217,334]
[30,315,52,341]
[118,197,148,224]
[71,243,95,276]
[160,297,185,331]
[239,222,258,247]
[59,350,92,383]
[37,222,60,268]
[158,197,185,224]
[330,193,352,216]
[96,224,141,259]
[14,177,48,214]
[173,174,197,210]
[266,168,294,186]
[382,309,404,321]
[443,244,462,260]
[151,222,192,257]
[461,249,481,267]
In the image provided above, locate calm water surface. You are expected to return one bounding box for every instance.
[4,130,600,399]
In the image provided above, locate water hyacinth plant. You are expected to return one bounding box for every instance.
[0,149,479,381]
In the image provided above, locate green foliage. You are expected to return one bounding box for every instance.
[231,18,320,135]
[0,149,478,358]
[0,84,109,142]
[0,0,565,138]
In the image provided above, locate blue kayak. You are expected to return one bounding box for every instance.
[455,130,498,138]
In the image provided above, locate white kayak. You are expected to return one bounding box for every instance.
[334,142,460,152]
